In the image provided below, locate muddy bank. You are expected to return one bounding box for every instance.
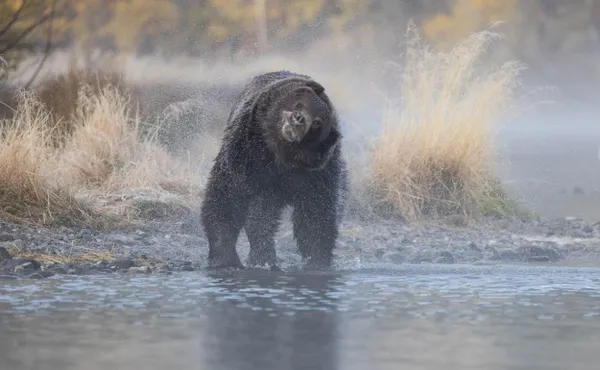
[2,213,600,280]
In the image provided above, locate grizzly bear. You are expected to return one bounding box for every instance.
[200,70,347,270]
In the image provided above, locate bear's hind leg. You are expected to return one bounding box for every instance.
[245,196,284,269]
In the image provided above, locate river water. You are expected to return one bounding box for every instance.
[1,264,599,370]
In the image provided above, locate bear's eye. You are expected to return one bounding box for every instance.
[294,102,304,110]
[312,118,323,129]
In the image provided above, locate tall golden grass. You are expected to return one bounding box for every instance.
[0,90,90,225]
[51,84,203,219]
[0,80,202,226]
[360,25,526,221]
[35,64,128,132]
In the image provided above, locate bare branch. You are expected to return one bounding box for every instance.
[0,0,30,38]
[24,0,57,88]
[0,8,57,55]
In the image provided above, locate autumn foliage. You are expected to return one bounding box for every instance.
[3,0,599,73]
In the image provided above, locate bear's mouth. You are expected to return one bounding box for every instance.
[281,122,304,142]
[281,110,311,143]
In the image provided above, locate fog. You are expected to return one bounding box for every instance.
[7,1,600,222]
[497,102,600,220]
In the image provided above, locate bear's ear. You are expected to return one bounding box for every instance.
[305,80,325,95]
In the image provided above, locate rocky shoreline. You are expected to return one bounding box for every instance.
[2,213,600,280]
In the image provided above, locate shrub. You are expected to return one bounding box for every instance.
[35,64,129,144]
[362,24,526,221]
[0,81,203,226]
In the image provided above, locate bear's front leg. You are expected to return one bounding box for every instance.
[200,175,252,269]
[292,193,339,271]
[245,196,284,269]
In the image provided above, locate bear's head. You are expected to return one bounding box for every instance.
[255,78,341,171]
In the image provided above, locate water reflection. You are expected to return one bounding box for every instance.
[200,270,342,370]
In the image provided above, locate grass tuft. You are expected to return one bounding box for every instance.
[0,77,202,226]
[361,23,527,221]
[35,63,129,141]
[0,90,92,226]
[6,244,119,265]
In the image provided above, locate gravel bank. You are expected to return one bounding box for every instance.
[2,213,600,279]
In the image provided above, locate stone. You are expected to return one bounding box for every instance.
[443,214,468,227]
[384,252,406,264]
[43,261,57,269]
[181,264,195,272]
[516,245,562,263]
[48,267,68,275]
[582,225,594,234]
[107,234,136,246]
[93,260,108,269]
[128,266,152,274]
[20,262,35,271]
[0,234,14,242]
[374,248,386,259]
[434,251,455,264]
[110,258,134,270]
[493,249,521,262]
[38,270,56,278]
[0,246,11,261]
[410,249,455,264]
[468,242,481,252]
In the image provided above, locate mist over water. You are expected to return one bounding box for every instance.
[496,99,600,220]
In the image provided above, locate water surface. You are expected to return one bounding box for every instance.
[1,264,599,370]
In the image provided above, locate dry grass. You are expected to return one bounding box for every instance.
[360,24,526,221]
[49,83,203,220]
[0,90,92,225]
[5,244,118,265]
[6,243,165,265]
[0,77,203,226]
[35,64,129,136]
